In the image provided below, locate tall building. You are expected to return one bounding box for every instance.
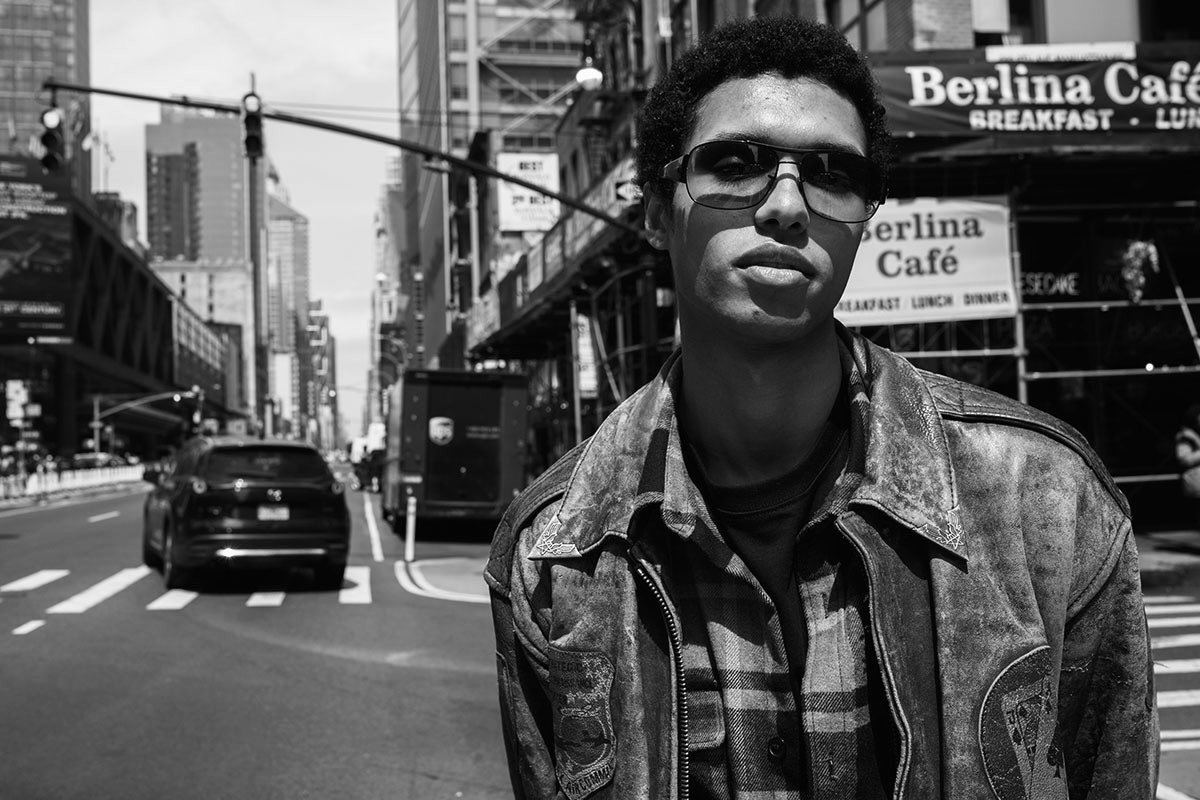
[144,105,269,418]
[266,175,311,436]
[305,299,339,451]
[395,0,582,371]
[0,0,91,199]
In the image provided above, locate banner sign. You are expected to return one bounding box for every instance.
[837,196,1016,327]
[875,41,1200,137]
[496,153,561,232]
[0,156,72,337]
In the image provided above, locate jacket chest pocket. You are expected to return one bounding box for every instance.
[548,646,617,799]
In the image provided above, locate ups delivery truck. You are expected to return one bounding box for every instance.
[380,369,529,527]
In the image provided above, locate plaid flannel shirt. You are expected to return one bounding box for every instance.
[652,343,888,798]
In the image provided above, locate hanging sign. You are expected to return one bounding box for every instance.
[874,41,1200,137]
[496,153,561,232]
[837,196,1016,327]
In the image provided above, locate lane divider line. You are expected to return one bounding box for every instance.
[246,592,286,608]
[147,590,199,610]
[45,566,152,614]
[339,566,373,604]
[362,494,384,563]
[407,561,489,604]
[86,511,120,523]
[394,561,488,605]
[1,569,70,593]
[12,620,44,635]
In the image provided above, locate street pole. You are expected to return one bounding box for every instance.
[92,396,100,455]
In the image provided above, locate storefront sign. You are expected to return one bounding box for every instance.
[0,156,72,338]
[496,153,561,232]
[838,196,1016,327]
[875,41,1200,136]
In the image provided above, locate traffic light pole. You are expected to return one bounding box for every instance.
[41,79,642,235]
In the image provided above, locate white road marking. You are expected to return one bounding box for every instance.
[1156,659,1200,675]
[1161,741,1200,753]
[408,560,489,604]
[1158,689,1200,709]
[86,511,119,523]
[1149,616,1200,630]
[1159,783,1200,800]
[362,494,384,563]
[1147,603,1200,615]
[1153,633,1200,650]
[12,620,44,635]
[1146,596,1197,605]
[1,569,70,592]
[147,590,198,610]
[339,566,372,604]
[246,592,286,607]
[45,566,151,614]
[394,561,489,605]
[1163,730,1200,740]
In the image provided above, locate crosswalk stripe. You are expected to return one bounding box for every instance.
[45,566,152,614]
[1163,729,1200,740]
[339,566,372,604]
[1158,689,1200,709]
[1148,616,1200,630]
[1147,604,1200,615]
[1146,596,1197,604]
[247,592,286,607]
[1156,659,1200,675]
[1153,633,1200,650]
[1,569,70,593]
[12,620,44,635]
[147,590,198,611]
[1159,783,1200,800]
[1161,740,1200,752]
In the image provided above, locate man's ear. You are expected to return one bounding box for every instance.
[643,187,669,251]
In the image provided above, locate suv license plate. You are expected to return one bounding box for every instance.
[257,505,290,521]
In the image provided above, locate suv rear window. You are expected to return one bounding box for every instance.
[203,447,331,482]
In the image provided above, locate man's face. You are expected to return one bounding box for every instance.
[644,73,869,347]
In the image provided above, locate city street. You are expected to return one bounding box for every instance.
[3,486,1200,799]
[0,486,509,800]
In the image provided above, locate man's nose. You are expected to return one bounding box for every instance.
[756,160,811,227]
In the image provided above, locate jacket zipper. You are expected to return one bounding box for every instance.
[837,519,911,799]
[633,560,690,800]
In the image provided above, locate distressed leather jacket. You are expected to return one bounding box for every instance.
[486,329,1159,799]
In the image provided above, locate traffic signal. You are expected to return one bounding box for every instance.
[39,107,65,171]
[241,92,264,161]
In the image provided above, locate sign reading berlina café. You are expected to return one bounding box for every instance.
[837,196,1015,328]
[874,41,1200,135]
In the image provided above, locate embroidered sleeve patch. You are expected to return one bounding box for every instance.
[978,646,1067,800]
[548,646,616,799]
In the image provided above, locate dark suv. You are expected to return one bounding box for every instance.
[142,436,351,589]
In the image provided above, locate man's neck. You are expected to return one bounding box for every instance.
[678,327,843,487]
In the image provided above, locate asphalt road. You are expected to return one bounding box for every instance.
[4,483,1199,799]
[0,485,509,800]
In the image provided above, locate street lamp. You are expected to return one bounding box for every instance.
[576,37,604,91]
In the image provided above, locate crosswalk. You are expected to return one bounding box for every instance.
[1150,594,1200,762]
[0,559,486,633]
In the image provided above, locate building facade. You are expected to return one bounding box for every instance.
[454,0,1200,524]
[0,0,91,198]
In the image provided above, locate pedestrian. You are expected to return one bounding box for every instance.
[1175,404,1200,525]
[486,15,1158,799]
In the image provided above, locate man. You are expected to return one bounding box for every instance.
[486,15,1157,799]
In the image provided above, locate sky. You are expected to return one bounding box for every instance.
[89,1,400,439]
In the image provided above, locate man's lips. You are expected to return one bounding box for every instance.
[734,246,813,276]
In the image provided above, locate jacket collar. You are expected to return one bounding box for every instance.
[530,326,966,562]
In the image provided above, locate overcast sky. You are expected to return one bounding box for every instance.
[89,1,399,438]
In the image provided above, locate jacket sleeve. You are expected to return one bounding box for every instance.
[1058,520,1159,798]
[488,518,562,798]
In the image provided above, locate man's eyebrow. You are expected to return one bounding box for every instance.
[698,133,865,155]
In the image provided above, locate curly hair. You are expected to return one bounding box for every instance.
[636,15,893,202]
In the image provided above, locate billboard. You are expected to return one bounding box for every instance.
[496,153,561,232]
[837,196,1017,327]
[874,41,1200,139]
[0,157,72,338]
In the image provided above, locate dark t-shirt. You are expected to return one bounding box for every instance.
[683,394,850,682]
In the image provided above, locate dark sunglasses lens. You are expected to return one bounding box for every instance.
[687,141,774,209]
[799,152,878,222]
